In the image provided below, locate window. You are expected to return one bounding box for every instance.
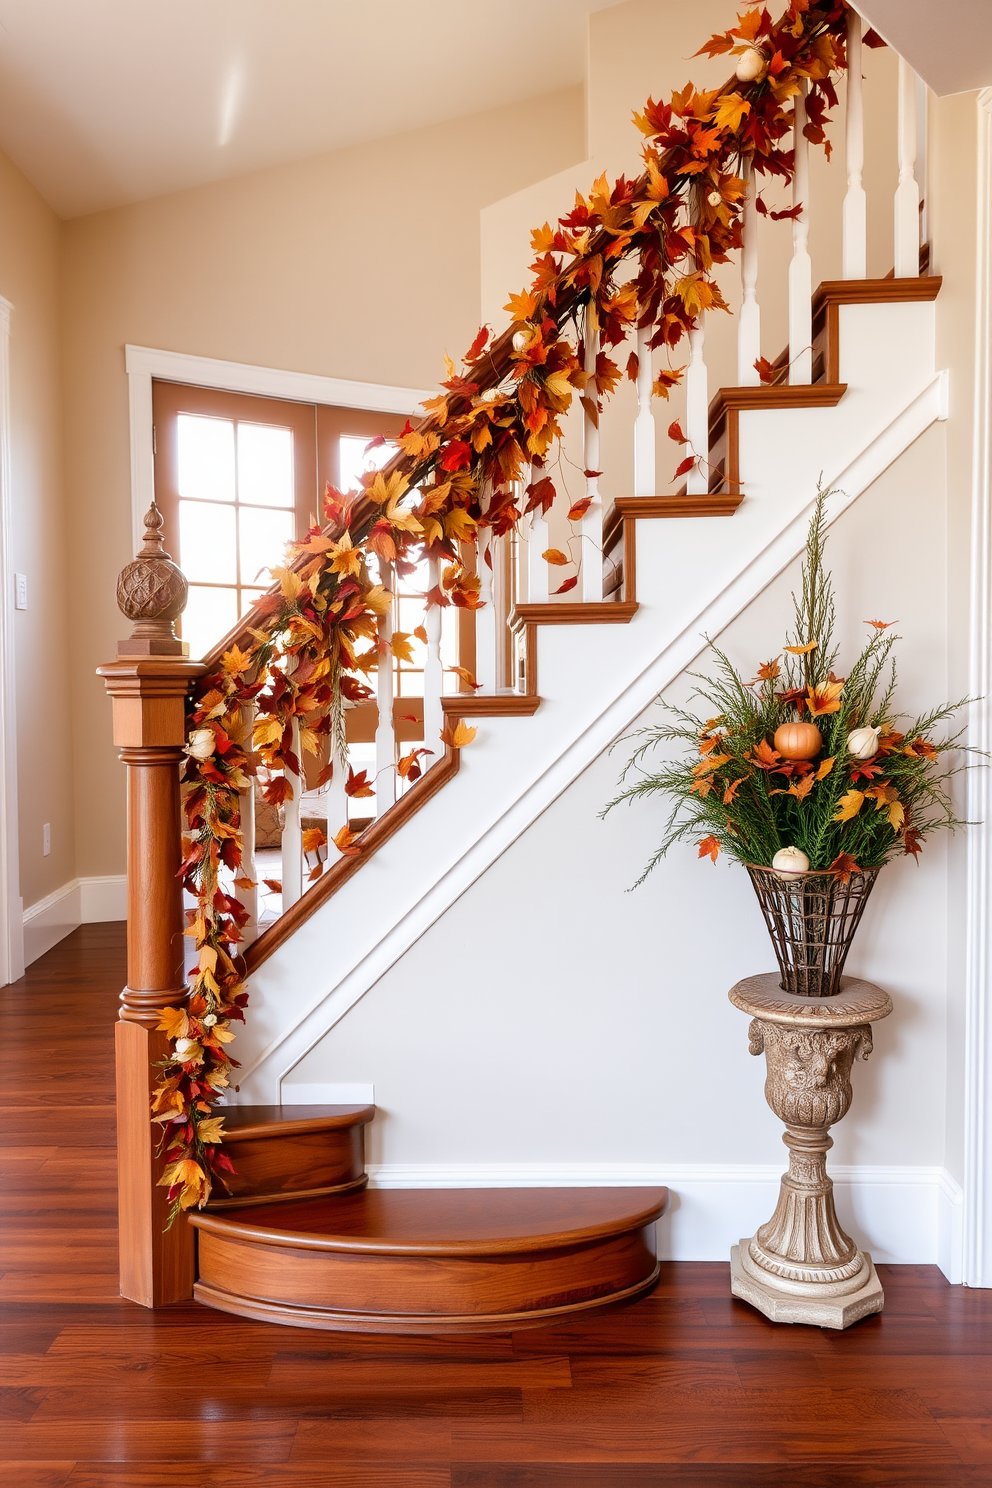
[151,381,407,659]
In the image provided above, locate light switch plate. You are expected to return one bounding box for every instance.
[14,573,27,610]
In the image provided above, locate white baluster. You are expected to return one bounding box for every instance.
[524,464,549,603]
[234,701,258,943]
[582,312,604,600]
[738,159,761,386]
[281,716,303,909]
[633,324,657,495]
[843,9,867,279]
[789,80,813,385]
[916,74,929,248]
[326,736,349,850]
[894,56,921,278]
[422,555,444,750]
[474,525,497,691]
[684,319,708,495]
[375,560,397,816]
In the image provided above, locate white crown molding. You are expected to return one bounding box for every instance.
[123,344,434,551]
[364,1162,962,1275]
[963,87,992,1289]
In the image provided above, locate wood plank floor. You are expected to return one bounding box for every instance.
[1,924,989,1487]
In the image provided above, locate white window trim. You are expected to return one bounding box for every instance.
[124,345,434,551]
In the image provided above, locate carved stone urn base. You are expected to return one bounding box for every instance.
[730,1242,884,1328]
[728,974,893,1331]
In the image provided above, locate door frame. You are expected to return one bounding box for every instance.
[124,344,432,551]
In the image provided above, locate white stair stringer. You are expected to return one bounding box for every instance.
[233,313,946,1105]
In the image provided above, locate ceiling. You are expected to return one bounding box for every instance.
[0,0,628,220]
[855,1,992,98]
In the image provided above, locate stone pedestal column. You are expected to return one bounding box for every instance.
[728,973,893,1329]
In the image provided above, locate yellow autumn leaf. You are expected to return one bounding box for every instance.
[198,945,217,974]
[195,1117,227,1146]
[209,1024,236,1044]
[363,585,393,616]
[784,641,818,655]
[301,827,326,855]
[542,548,571,566]
[543,371,576,402]
[272,566,303,602]
[444,508,477,543]
[833,789,865,822]
[815,756,835,781]
[710,92,751,131]
[390,631,416,665]
[221,645,254,677]
[252,715,284,748]
[441,720,478,749]
[365,470,410,508]
[329,533,362,576]
[299,726,320,756]
[157,1006,189,1040]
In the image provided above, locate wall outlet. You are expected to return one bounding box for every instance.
[14,573,27,610]
[42,823,50,856]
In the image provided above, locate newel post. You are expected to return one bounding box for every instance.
[97,503,205,1306]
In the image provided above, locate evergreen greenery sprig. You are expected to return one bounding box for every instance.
[605,486,972,885]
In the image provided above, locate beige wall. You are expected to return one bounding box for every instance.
[0,147,73,912]
[60,84,585,880]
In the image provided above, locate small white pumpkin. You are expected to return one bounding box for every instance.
[707,190,722,206]
[735,45,768,83]
[772,845,810,879]
[174,1038,197,1058]
[511,330,529,352]
[847,725,881,761]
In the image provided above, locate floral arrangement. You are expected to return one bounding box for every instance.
[605,486,968,885]
[154,2,875,1220]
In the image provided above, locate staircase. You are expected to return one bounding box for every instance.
[100,6,946,1324]
[189,1103,668,1332]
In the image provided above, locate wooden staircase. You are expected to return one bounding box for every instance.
[189,1104,668,1332]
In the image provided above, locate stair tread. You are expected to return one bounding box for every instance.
[218,1103,375,1138]
[190,1185,669,1255]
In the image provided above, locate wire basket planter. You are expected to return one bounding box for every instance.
[745,865,880,998]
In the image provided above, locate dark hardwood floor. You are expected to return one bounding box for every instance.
[0,924,989,1487]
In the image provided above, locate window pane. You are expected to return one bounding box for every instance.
[239,506,294,587]
[177,414,235,502]
[339,434,396,493]
[179,500,237,583]
[182,586,238,660]
[238,422,294,507]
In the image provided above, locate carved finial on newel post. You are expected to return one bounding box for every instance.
[115,502,189,656]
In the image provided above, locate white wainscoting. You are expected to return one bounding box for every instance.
[362,1162,963,1280]
[22,874,127,966]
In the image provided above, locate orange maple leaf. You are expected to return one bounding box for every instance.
[865,619,896,629]
[806,678,844,716]
[332,824,362,858]
[697,835,721,863]
[542,548,571,566]
[755,658,781,681]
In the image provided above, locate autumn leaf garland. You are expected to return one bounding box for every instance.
[159,1,871,1223]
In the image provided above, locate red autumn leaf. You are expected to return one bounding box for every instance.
[904,827,924,860]
[364,433,387,454]
[667,419,686,444]
[697,835,720,863]
[568,497,593,521]
[626,351,640,382]
[465,325,489,362]
[440,439,472,472]
[829,852,860,884]
[345,768,375,798]
[754,356,775,384]
[525,476,556,515]
[397,747,434,782]
[673,455,696,479]
[862,26,886,47]
[261,776,292,806]
[552,575,578,596]
[583,469,602,480]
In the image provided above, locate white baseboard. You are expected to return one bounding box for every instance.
[22,874,127,966]
[364,1162,964,1279]
[281,1081,375,1104]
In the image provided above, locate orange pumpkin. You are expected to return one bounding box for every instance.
[773,720,823,760]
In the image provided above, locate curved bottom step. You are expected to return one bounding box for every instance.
[190,1186,669,1334]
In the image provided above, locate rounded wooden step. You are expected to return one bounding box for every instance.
[209,1103,375,1210]
[190,1186,669,1334]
